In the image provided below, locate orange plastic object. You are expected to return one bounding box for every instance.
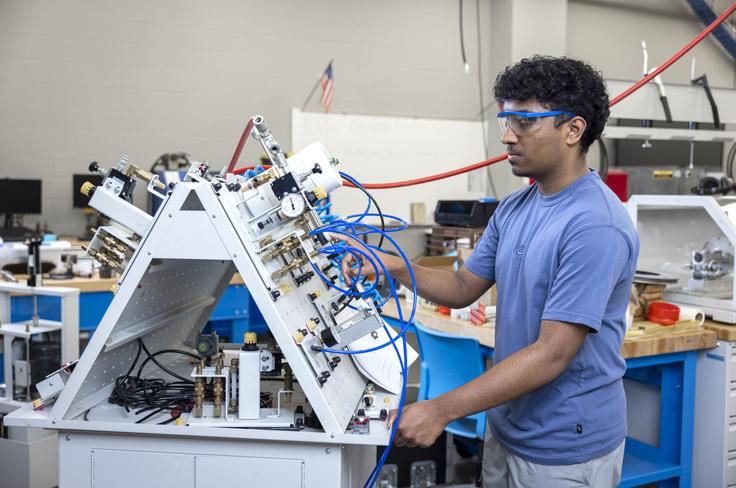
[437,306,451,315]
[647,301,680,326]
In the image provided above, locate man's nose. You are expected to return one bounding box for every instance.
[500,126,518,146]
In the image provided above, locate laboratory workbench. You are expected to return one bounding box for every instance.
[381,299,717,359]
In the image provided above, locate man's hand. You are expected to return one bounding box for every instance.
[327,233,404,283]
[387,400,449,448]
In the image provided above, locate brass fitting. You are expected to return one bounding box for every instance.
[80,181,96,197]
[313,186,327,201]
[244,332,257,345]
[270,256,308,280]
[213,378,223,418]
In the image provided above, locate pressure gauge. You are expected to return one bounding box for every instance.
[280,193,306,218]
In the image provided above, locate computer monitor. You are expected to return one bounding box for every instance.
[73,174,104,208]
[0,178,42,219]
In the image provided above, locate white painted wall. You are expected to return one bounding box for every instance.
[1,0,735,236]
[291,109,486,221]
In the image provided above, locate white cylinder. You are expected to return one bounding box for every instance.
[286,142,342,194]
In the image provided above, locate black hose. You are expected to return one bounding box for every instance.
[598,139,610,181]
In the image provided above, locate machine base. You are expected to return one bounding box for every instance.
[58,430,376,488]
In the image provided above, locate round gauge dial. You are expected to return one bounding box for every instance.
[280,193,306,218]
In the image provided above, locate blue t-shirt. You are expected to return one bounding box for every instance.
[465,171,639,465]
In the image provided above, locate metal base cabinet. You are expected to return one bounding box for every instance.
[693,340,735,487]
[58,431,375,488]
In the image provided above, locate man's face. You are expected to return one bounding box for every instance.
[499,99,570,179]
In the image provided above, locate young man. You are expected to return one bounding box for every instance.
[342,56,638,487]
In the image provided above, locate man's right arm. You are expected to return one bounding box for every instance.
[342,250,494,309]
[395,260,494,309]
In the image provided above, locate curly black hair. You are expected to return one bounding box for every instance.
[493,56,609,153]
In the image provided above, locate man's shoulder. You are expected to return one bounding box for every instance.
[563,178,639,250]
[494,183,537,218]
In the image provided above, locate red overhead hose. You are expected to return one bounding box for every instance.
[226,117,255,174]
[233,164,270,175]
[353,3,736,190]
[609,2,736,107]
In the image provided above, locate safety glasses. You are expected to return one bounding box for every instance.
[497,110,575,135]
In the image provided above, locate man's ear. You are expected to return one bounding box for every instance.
[566,116,587,147]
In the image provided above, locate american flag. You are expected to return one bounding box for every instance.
[320,63,334,112]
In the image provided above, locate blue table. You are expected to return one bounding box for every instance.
[619,352,696,488]
[382,313,709,488]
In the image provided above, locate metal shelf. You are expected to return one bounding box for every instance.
[602,126,736,142]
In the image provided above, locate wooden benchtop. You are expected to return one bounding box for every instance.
[704,320,736,341]
[381,299,717,360]
[11,273,245,293]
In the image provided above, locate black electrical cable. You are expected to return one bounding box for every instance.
[727,142,736,180]
[350,184,385,248]
[692,74,721,129]
[158,415,180,425]
[459,0,468,70]
[137,340,202,383]
[108,339,206,423]
[598,139,610,181]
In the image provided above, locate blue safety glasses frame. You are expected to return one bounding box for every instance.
[497,110,576,135]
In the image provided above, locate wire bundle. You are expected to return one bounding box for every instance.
[108,339,203,425]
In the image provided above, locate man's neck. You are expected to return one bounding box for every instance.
[536,161,589,195]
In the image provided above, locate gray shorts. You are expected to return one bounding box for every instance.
[482,430,625,488]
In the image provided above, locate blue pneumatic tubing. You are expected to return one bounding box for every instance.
[363,324,407,488]
[316,221,417,327]
[317,244,379,291]
[311,225,417,354]
[312,224,413,487]
[313,233,411,354]
[311,172,416,487]
[309,251,376,298]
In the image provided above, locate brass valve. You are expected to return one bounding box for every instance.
[80,181,96,197]
[313,186,327,201]
[244,332,257,345]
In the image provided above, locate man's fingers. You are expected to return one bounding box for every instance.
[327,232,360,247]
[341,257,352,283]
[386,408,399,430]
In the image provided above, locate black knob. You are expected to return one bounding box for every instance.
[89,161,100,173]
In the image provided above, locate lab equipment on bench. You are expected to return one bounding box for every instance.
[629,194,736,323]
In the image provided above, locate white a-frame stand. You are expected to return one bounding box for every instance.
[7,178,398,488]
